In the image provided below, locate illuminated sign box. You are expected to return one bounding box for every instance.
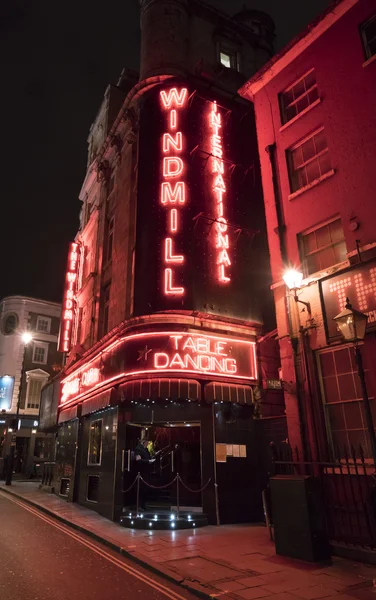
[0,376,15,411]
[321,260,376,341]
[60,331,257,406]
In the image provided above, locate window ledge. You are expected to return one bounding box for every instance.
[362,54,376,68]
[279,97,322,132]
[288,169,335,200]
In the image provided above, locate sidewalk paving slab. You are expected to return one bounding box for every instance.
[1,482,376,600]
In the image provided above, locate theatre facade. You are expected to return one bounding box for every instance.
[42,1,286,527]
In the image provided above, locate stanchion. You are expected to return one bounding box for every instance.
[214,483,220,526]
[176,473,180,517]
[136,472,140,514]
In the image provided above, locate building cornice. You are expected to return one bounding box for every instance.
[238,0,359,100]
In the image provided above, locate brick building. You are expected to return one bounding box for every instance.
[239,0,376,463]
[0,296,62,477]
[45,0,287,527]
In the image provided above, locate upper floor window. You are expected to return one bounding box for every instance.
[299,217,347,276]
[102,284,111,336]
[32,342,48,365]
[36,316,51,334]
[219,47,239,71]
[280,69,319,125]
[26,376,46,410]
[287,127,332,193]
[360,14,376,60]
[1,313,18,335]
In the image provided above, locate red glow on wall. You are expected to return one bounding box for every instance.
[160,87,188,298]
[58,242,80,353]
[59,330,257,407]
[209,101,231,284]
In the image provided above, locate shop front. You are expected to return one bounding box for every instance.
[55,321,266,526]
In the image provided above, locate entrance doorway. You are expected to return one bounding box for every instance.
[123,422,202,512]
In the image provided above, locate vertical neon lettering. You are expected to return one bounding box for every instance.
[209,101,231,283]
[160,87,188,297]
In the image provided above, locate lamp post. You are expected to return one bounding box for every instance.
[333,298,376,464]
[5,332,33,485]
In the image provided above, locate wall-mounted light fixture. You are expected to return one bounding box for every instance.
[283,268,311,315]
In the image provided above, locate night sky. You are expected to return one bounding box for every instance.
[0,0,331,303]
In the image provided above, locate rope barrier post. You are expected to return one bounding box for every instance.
[136,472,140,515]
[214,483,220,526]
[176,474,180,518]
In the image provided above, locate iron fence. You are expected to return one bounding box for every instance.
[41,462,55,486]
[270,442,376,549]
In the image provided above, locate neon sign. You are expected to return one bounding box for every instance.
[160,87,188,296]
[59,331,257,406]
[321,261,376,340]
[61,367,100,404]
[58,242,80,353]
[209,101,231,283]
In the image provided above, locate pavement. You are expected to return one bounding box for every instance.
[1,481,376,600]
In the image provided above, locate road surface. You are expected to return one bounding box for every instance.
[0,491,196,600]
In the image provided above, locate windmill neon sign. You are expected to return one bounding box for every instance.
[160,87,188,296]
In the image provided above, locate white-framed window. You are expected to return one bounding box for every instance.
[279,69,319,125]
[360,13,376,60]
[299,216,347,276]
[32,342,49,365]
[25,371,49,410]
[36,316,51,334]
[287,127,332,193]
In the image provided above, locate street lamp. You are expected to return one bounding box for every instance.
[5,332,33,485]
[333,298,376,463]
[283,268,311,315]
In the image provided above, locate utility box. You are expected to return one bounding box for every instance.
[270,475,331,563]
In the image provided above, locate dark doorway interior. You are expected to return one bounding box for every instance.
[123,422,202,511]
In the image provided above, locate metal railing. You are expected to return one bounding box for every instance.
[41,462,55,486]
[123,472,211,516]
[270,442,376,549]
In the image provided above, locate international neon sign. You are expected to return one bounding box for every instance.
[58,242,80,353]
[209,101,231,283]
[59,331,257,406]
[160,87,188,296]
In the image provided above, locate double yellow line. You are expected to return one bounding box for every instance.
[1,492,189,600]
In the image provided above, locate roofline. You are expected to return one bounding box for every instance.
[0,295,61,308]
[238,0,359,100]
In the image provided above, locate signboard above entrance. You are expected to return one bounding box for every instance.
[320,260,376,341]
[60,331,257,407]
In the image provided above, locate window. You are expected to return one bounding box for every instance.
[1,313,18,335]
[219,49,238,71]
[360,14,376,60]
[36,316,51,334]
[88,420,102,465]
[280,69,319,124]
[104,217,114,265]
[26,378,43,409]
[287,128,332,193]
[299,217,347,276]
[318,346,375,458]
[102,285,111,336]
[32,342,48,364]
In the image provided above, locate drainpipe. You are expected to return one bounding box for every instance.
[265,144,287,265]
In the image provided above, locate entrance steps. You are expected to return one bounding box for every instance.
[120,508,208,530]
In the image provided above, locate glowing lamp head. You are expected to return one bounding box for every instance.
[283,269,304,291]
[22,332,33,345]
[333,298,368,342]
